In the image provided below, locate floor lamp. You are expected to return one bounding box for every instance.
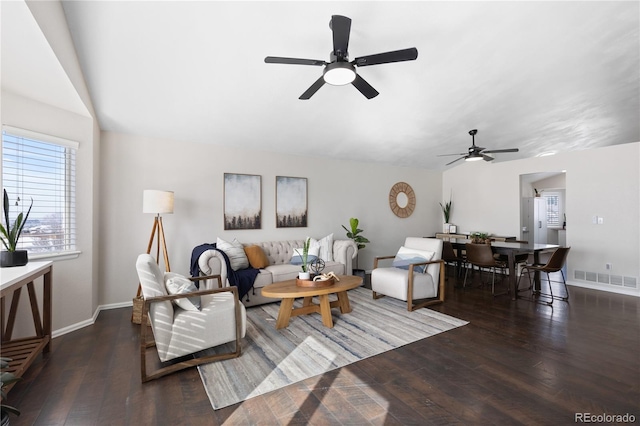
[143,189,174,272]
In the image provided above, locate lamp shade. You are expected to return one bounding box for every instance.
[143,190,174,214]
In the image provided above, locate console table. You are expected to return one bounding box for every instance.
[0,261,53,393]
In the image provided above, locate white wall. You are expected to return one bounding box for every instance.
[1,0,100,337]
[99,131,442,305]
[443,142,640,296]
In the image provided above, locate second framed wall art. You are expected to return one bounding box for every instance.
[276,176,308,228]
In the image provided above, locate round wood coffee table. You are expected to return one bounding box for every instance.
[261,275,363,329]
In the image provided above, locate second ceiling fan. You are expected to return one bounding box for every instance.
[439,129,520,166]
[264,15,418,99]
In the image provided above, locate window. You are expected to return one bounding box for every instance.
[543,193,560,227]
[2,126,77,255]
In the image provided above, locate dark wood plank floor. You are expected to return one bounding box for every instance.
[7,272,640,425]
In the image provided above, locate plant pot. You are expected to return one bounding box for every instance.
[0,250,29,268]
[298,272,310,280]
[443,223,451,233]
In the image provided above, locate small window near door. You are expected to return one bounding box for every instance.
[544,194,560,227]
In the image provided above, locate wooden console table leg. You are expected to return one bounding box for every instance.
[275,298,294,330]
[318,294,333,328]
[43,268,52,352]
[27,281,44,337]
[4,287,22,342]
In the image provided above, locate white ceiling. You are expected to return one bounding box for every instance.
[13,1,640,169]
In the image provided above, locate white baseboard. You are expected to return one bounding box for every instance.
[567,280,640,297]
[51,300,134,339]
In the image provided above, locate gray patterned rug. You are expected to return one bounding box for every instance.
[197,287,468,410]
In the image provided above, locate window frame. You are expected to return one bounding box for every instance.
[2,125,81,260]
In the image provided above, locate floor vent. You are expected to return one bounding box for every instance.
[597,273,610,284]
[623,276,638,288]
[574,270,585,280]
[585,272,598,282]
[610,275,624,286]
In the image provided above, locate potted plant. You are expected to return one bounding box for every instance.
[470,232,490,244]
[0,189,33,268]
[439,198,452,233]
[1,357,20,424]
[342,218,369,278]
[296,237,311,280]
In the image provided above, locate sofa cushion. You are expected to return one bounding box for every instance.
[217,237,249,271]
[265,264,302,283]
[244,245,270,269]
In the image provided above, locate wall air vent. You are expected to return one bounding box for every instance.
[573,271,638,289]
[610,275,623,286]
[623,276,637,288]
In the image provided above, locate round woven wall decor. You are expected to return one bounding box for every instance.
[389,182,416,218]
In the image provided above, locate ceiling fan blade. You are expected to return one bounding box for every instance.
[482,148,519,154]
[299,76,326,100]
[446,156,466,166]
[331,15,351,59]
[353,47,418,67]
[438,153,467,157]
[352,74,379,99]
[482,154,495,162]
[265,56,326,66]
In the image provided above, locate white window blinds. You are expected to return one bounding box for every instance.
[2,127,77,254]
[544,194,560,227]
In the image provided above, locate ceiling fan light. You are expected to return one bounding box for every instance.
[323,62,356,85]
[465,156,483,162]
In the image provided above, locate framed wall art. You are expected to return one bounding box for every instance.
[224,173,262,230]
[276,176,307,228]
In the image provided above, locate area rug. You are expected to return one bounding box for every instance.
[197,287,468,410]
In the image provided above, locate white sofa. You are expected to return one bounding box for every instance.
[197,239,358,307]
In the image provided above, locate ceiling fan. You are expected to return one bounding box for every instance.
[439,129,519,166]
[264,15,418,100]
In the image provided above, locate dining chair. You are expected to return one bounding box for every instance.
[517,247,571,305]
[494,240,530,276]
[464,243,508,296]
[442,240,465,280]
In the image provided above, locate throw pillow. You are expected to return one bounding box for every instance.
[392,246,435,273]
[217,237,249,271]
[307,233,334,262]
[244,245,270,269]
[290,245,320,265]
[164,272,201,311]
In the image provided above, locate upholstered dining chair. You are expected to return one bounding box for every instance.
[135,254,246,382]
[464,243,508,296]
[371,237,445,311]
[442,240,465,280]
[517,246,571,305]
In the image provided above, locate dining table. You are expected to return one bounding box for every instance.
[438,237,560,300]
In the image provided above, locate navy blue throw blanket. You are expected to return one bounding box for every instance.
[189,243,259,301]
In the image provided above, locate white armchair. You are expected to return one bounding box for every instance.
[135,254,246,382]
[371,237,445,311]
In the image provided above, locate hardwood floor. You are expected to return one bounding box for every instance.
[7,273,640,425]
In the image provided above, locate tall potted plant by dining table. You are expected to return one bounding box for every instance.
[0,189,33,268]
[440,198,452,233]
